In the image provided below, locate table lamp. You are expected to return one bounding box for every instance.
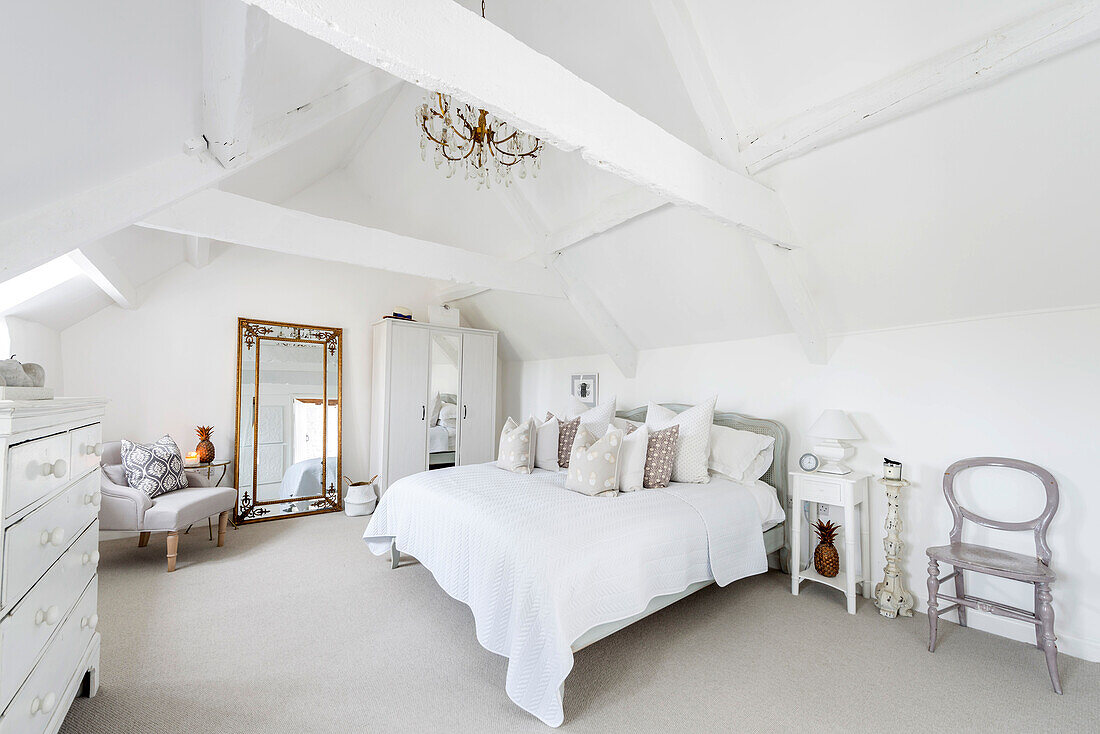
[807,409,861,475]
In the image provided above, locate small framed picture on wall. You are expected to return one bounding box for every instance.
[571,373,599,408]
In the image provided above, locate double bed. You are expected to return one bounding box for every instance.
[363,405,789,727]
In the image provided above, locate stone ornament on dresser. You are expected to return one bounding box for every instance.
[0,355,52,399]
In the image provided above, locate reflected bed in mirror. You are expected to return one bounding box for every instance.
[234,318,343,523]
[427,332,460,470]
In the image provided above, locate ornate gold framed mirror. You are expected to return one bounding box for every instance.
[233,318,342,523]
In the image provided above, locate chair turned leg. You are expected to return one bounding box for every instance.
[1036,583,1062,694]
[166,531,179,573]
[954,569,967,627]
[217,511,229,548]
[138,531,151,548]
[927,558,940,653]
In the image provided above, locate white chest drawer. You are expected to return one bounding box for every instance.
[2,471,99,609]
[0,579,97,734]
[67,424,103,483]
[0,521,99,711]
[4,433,72,520]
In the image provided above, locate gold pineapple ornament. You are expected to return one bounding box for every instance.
[195,425,215,464]
[812,520,841,578]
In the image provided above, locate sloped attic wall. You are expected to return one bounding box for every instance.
[60,244,449,483]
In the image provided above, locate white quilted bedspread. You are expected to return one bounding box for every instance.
[363,463,767,727]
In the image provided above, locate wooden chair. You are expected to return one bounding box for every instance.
[926,457,1061,693]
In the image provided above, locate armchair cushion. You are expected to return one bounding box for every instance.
[121,436,189,498]
[142,485,237,531]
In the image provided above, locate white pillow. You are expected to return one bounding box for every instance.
[609,424,648,492]
[428,392,444,426]
[439,403,458,421]
[611,417,641,432]
[709,424,776,483]
[566,395,616,437]
[533,414,560,470]
[645,398,716,484]
[496,417,535,474]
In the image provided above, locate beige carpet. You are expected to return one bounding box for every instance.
[61,512,1098,733]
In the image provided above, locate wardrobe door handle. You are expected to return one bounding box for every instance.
[463,405,467,420]
[421,405,426,421]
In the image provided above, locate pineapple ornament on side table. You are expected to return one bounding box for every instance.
[195,425,215,464]
[812,520,841,578]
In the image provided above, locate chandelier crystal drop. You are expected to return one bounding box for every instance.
[415,1,542,189]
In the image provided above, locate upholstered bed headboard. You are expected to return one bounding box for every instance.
[615,403,790,515]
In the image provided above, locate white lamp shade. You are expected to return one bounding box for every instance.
[807,409,861,441]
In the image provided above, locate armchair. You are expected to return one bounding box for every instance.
[98,441,237,572]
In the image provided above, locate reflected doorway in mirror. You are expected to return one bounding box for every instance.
[571,374,599,409]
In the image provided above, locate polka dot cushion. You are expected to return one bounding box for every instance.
[496,417,536,474]
[564,426,624,497]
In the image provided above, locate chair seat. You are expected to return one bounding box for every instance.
[927,542,1055,583]
[142,485,237,531]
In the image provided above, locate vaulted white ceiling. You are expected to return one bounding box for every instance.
[3,0,1099,364]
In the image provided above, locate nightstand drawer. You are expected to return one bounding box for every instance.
[799,477,841,504]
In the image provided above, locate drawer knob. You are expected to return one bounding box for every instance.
[34,605,61,626]
[82,550,101,566]
[39,527,66,547]
[84,490,102,507]
[85,442,105,456]
[39,459,67,478]
[81,613,99,630]
[30,692,57,715]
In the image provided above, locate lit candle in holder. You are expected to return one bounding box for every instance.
[185,452,200,466]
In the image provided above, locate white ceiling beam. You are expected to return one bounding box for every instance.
[137,189,563,299]
[0,68,401,285]
[649,0,743,170]
[239,0,795,247]
[753,243,827,364]
[552,255,638,378]
[499,185,640,375]
[68,243,140,310]
[651,0,828,364]
[744,0,1100,173]
[184,235,212,268]
[201,0,270,168]
[439,284,489,303]
[340,82,404,168]
[547,187,668,255]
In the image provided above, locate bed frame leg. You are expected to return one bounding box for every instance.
[390,539,400,569]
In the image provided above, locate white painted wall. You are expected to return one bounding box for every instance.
[502,306,1100,661]
[1,316,64,390]
[60,243,443,486]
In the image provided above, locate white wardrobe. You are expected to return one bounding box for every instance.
[371,320,498,493]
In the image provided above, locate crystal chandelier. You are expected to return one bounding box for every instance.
[415,2,542,188]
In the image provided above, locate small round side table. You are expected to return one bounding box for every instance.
[875,477,915,618]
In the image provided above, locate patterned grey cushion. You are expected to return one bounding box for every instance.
[643,425,679,489]
[557,416,581,468]
[121,436,189,498]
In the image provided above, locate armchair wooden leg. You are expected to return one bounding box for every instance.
[217,511,229,547]
[166,531,179,572]
[208,516,213,541]
[926,558,940,653]
[138,532,150,548]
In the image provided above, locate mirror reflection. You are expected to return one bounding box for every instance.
[427,333,461,469]
[235,319,342,523]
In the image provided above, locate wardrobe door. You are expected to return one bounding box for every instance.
[458,332,497,465]
[387,324,430,485]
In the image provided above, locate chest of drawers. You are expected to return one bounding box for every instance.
[0,398,107,734]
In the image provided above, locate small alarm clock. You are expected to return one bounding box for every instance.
[799,452,820,472]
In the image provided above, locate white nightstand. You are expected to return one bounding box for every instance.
[790,470,872,614]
